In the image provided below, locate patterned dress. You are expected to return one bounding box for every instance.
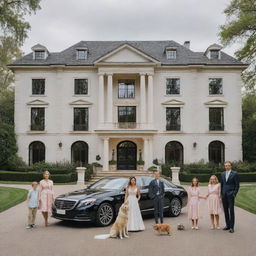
[187,187,200,220]
[207,184,222,215]
[38,179,54,213]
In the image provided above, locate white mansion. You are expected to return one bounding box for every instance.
[9,40,247,171]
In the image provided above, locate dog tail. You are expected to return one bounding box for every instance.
[94,234,110,239]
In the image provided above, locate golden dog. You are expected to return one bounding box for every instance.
[110,201,129,239]
[153,223,172,236]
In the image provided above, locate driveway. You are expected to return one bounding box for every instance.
[0,183,255,256]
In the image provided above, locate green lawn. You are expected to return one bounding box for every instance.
[0,187,28,212]
[235,185,256,214]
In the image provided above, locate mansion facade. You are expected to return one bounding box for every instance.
[9,40,247,171]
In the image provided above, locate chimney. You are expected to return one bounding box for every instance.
[184,41,190,49]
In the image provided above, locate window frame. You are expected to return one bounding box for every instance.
[166,107,181,131]
[209,107,224,131]
[118,80,135,99]
[73,107,89,131]
[166,78,180,95]
[74,78,89,95]
[209,78,223,95]
[76,49,87,60]
[166,49,177,60]
[210,50,220,60]
[30,107,45,131]
[32,79,45,95]
[34,50,45,60]
[118,106,136,123]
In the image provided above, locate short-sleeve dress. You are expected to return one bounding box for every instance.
[38,179,54,213]
[207,184,222,215]
[187,186,200,220]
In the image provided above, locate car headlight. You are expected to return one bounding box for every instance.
[78,198,97,207]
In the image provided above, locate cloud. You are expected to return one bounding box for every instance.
[22,0,240,56]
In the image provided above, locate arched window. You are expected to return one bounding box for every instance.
[165,141,183,164]
[29,141,45,165]
[117,141,137,170]
[209,141,225,164]
[71,141,88,166]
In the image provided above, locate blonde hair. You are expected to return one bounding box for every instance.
[31,181,38,187]
[43,170,50,177]
[191,178,199,187]
[209,175,219,185]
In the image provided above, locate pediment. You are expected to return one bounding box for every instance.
[162,99,185,106]
[69,99,93,106]
[94,44,160,65]
[27,99,49,106]
[204,99,228,106]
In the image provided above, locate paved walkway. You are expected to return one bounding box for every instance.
[0,183,255,256]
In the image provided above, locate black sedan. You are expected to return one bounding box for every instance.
[52,176,188,226]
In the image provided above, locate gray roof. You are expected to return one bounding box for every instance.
[10,40,246,67]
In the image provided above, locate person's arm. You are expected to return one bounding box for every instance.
[220,173,223,196]
[137,186,141,201]
[27,191,31,202]
[233,172,240,197]
[124,186,129,202]
[161,181,165,197]
[148,181,154,199]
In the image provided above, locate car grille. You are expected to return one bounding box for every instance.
[55,199,77,210]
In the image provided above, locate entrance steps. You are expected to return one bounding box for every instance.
[95,170,152,177]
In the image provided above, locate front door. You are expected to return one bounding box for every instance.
[117,141,137,170]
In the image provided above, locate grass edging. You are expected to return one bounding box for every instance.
[0,187,28,212]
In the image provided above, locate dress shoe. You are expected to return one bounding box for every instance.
[223,227,230,230]
[229,228,234,233]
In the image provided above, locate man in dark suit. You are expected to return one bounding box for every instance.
[221,161,240,233]
[149,171,165,224]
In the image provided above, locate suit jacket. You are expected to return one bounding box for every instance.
[221,170,240,197]
[148,179,165,199]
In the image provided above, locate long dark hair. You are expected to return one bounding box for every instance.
[128,176,136,187]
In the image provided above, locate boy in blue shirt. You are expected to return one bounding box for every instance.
[26,181,39,229]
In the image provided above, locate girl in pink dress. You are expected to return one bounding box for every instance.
[187,178,205,230]
[205,175,222,229]
[38,171,54,226]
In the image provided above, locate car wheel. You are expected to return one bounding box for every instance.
[168,197,182,217]
[96,202,115,226]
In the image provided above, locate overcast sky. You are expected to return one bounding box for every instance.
[23,0,239,56]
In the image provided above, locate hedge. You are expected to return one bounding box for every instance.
[0,171,77,183]
[179,172,256,183]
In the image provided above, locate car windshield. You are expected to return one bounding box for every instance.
[89,178,128,190]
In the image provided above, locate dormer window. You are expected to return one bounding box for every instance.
[76,49,87,60]
[210,50,220,60]
[31,44,49,60]
[166,49,176,60]
[34,50,45,60]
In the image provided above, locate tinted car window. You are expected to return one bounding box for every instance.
[89,178,128,190]
[142,176,154,189]
[161,178,176,188]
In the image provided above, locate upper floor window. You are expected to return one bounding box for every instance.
[166,50,176,60]
[74,79,88,95]
[210,50,220,59]
[209,78,223,95]
[118,106,136,123]
[118,80,135,99]
[209,107,224,131]
[166,78,180,95]
[34,50,45,60]
[74,108,88,131]
[32,79,45,95]
[31,108,45,131]
[166,107,181,131]
[76,49,87,60]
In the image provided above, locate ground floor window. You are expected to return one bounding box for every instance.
[29,141,45,165]
[117,140,137,170]
[165,141,183,164]
[71,141,88,166]
[209,140,225,163]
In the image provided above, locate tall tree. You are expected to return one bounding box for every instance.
[242,94,256,161]
[219,0,256,93]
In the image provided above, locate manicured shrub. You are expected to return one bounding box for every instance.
[0,171,77,183]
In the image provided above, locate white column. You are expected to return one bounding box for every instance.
[76,167,86,185]
[147,74,154,125]
[107,73,113,124]
[140,73,146,126]
[149,138,153,166]
[171,167,181,185]
[98,73,104,124]
[103,137,109,171]
[143,138,149,169]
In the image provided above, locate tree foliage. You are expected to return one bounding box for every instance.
[220,0,256,92]
[242,94,256,161]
